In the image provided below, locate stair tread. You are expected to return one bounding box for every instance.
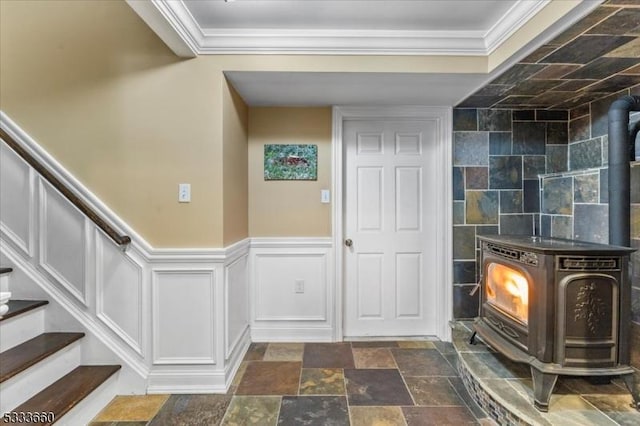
[0,300,49,322]
[2,365,121,426]
[0,332,85,383]
[0,267,13,275]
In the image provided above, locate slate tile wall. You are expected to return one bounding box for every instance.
[538,84,640,375]
[541,87,640,246]
[452,108,568,319]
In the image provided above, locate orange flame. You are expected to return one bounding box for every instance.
[486,263,529,324]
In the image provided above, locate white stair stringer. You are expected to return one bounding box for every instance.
[0,240,149,393]
[0,341,81,415]
[53,370,120,426]
[0,306,45,352]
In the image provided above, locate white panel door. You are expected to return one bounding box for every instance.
[344,120,438,337]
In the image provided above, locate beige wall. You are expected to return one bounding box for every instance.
[248,108,332,237]
[222,79,249,246]
[0,0,576,247]
[0,0,224,247]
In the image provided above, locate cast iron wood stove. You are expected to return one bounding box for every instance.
[472,235,638,412]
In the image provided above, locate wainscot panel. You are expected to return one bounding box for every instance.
[250,238,333,342]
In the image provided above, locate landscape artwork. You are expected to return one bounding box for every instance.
[264,144,318,180]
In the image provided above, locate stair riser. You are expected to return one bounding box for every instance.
[0,307,45,352]
[51,371,119,426]
[0,342,81,414]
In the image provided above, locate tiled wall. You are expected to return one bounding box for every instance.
[451,108,568,319]
[538,87,640,377]
[539,93,616,244]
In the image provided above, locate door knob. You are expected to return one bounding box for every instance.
[345,239,353,247]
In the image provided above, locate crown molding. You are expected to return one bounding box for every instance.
[125,0,200,58]
[125,0,562,57]
[484,0,550,54]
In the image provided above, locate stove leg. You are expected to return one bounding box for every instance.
[530,367,558,412]
[621,373,640,411]
[469,331,477,345]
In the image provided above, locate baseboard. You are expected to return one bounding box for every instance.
[146,369,228,394]
[251,326,334,342]
[224,326,251,387]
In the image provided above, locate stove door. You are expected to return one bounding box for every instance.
[557,273,618,368]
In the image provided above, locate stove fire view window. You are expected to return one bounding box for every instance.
[486,263,529,325]
[472,235,638,412]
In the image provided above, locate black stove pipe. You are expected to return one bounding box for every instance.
[608,95,640,247]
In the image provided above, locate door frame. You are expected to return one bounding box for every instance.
[331,106,453,342]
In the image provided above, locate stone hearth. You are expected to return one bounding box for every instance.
[452,322,640,425]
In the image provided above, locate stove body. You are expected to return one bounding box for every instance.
[473,235,637,411]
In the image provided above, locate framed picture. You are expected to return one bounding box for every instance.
[264,144,318,180]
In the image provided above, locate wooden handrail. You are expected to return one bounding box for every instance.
[0,128,131,247]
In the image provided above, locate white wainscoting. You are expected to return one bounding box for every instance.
[151,269,217,365]
[250,238,334,342]
[38,179,88,305]
[225,253,249,359]
[96,231,145,356]
[0,142,35,258]
[1,113,252,395]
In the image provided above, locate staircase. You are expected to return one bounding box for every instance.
[0,268,120,425]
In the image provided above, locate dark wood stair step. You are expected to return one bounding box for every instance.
[0,267,13,275]
[0,300,49,322]
[1,365,121,425]
[0,332,84,383]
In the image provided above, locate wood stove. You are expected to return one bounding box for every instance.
[473,235,638,411]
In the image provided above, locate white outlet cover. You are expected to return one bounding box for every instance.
[321,189,330,204]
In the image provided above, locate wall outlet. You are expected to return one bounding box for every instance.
[178,183,191,203]
[294,279,305,293]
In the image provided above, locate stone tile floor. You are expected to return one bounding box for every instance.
[90,336,640,425]
[90,340,494,425]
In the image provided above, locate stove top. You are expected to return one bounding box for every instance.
[478,235,635,255]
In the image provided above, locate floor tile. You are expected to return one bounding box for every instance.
[349,406,406,426]
[402,406,478,425]
[559,377,630,395]
[244,342,268,361]
[236,361,301,395]
[221,396,281,426]
[90,423,148,426]
[228,361,249,394]
[93,394,169,422]
[581,394,640,426]
[277,396,349,425]
[344,369,414,406]
[405,377,465,406]
[303,343,355,368]
[299,368,346,395]
[433,341,456,355]
[398,341,436,349]
[459,352,529,379]
[148,394,231,426]
[352,348,397,369]
[546,394,620,425]
[391,348,458,377]
[264,343,304,361]
[350,341,399,348]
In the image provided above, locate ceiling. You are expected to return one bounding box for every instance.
[127,0,601,107]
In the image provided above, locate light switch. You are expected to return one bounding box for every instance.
[178,183,191,202]
[321,189,330,204]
